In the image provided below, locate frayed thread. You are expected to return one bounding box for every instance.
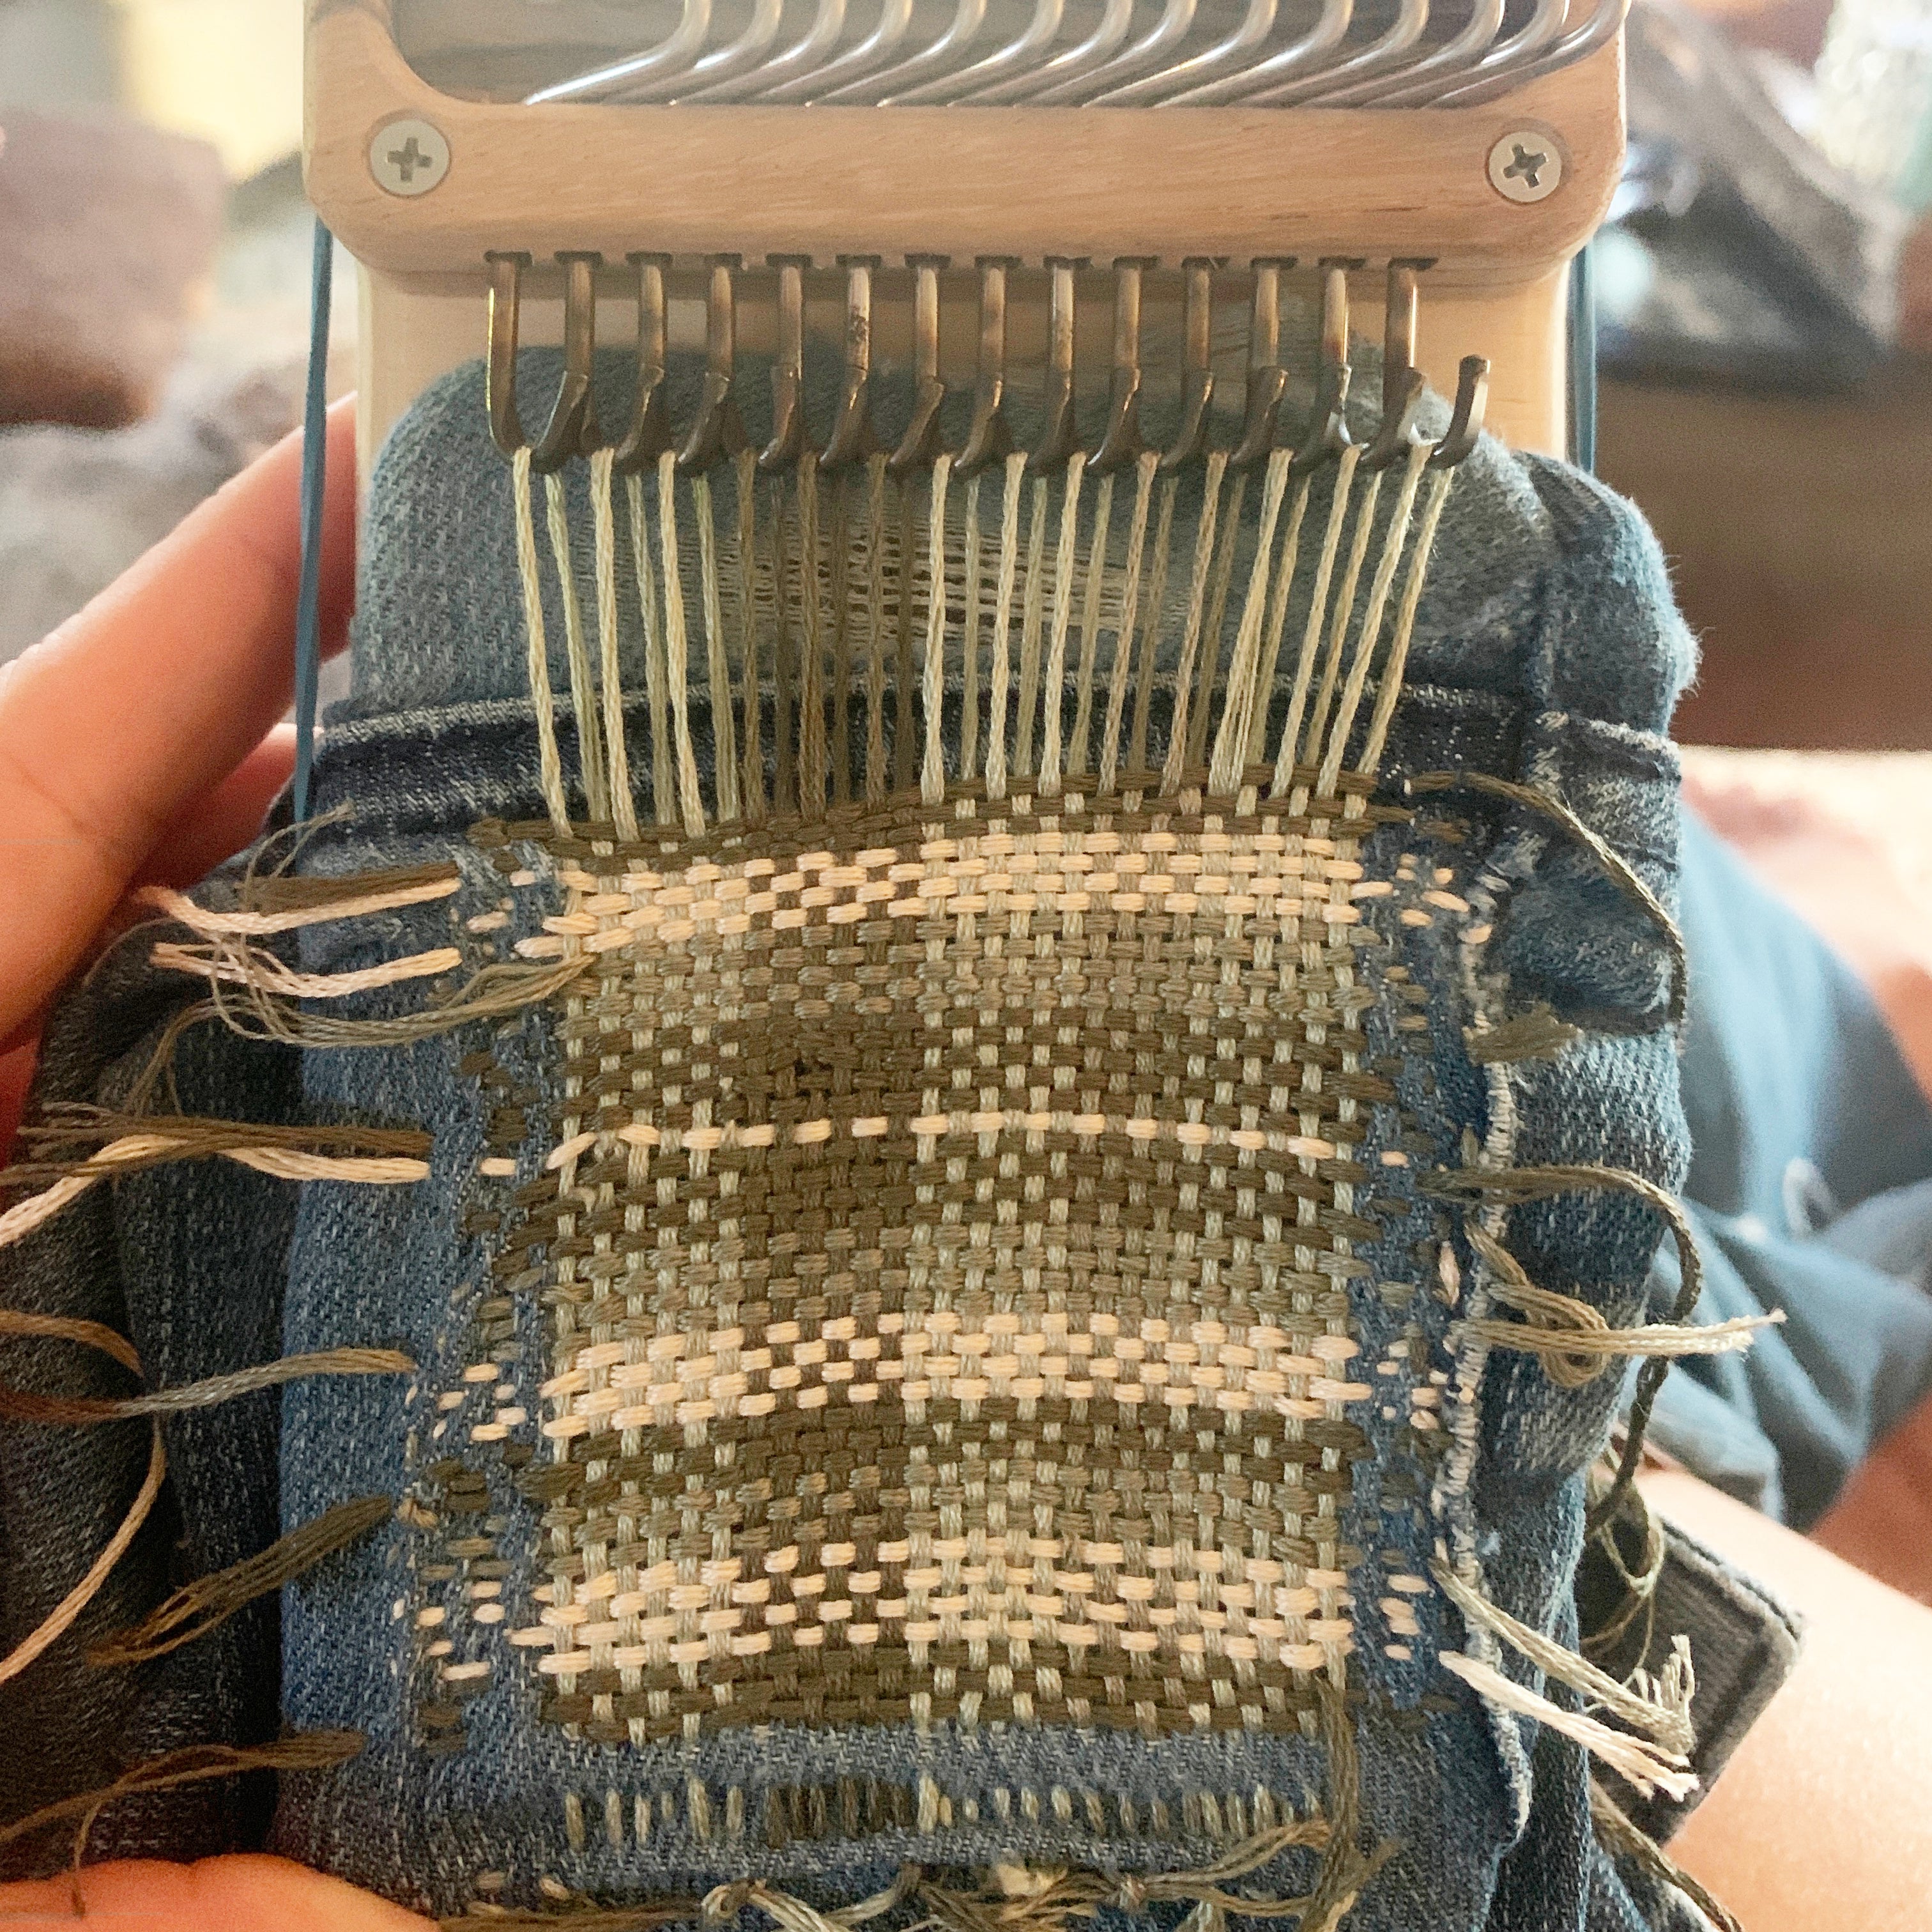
[1588,1779,1743,1932]
[89,1494,394,1669]
[1458,1224,1779,1390]
[1430,1560,1696,1758]
[1440,1652,1698,1803]
[139,864,461,935]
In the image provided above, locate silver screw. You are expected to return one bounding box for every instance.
[370,118,450,198]
[1487,131,1563,204]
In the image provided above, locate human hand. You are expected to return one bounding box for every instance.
[0,397,358,1158]
[0,399,426,1925]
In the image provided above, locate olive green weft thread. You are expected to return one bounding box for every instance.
[0,1731,364,1890]
[1425,1163,1704,1538]
[1588,1779,1744,1932]
[90,1494,394,1669]
[0,1347,412,1426]
[1406,770,1687,1029]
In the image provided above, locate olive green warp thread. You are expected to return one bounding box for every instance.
[1588,1780,1744,1932]
[89,1494,395,1669]
[1406,770,1689,1030]
[1425,1165,1705,1540]
[0,1731,365,1888]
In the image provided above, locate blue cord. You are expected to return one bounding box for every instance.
[1568,240,1598,477]
[293,218,335,825]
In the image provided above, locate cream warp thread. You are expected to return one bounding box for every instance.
[1357,465,1453,779]
[919,454,955,806]
[1038,452,1089,795]
[1067,469,1116,778]
[1208,448,1294,796]
[589,450,640,841]
[797,454,829,818]
[1160,450,1230,796]
[1013,478,1052,778]
[544,470,610,824]
[1317,440,1430,795]
[736,452,765,822]
[627,471,675,829]
[1188,469,1248,773]
[983,452,1026,800]
[1298,466,1383,775]
[655,450,706,834]
[510,448,570,833]
[1269,443,1361,795]
[1128,470,1181,778]
[691,471,740,824]
[1243,470,1315,771]
[862,455,891,806]
[1098,452,1158,795]
[960,471,985,781]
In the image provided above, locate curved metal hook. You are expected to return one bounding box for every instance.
[677,256,748,475]
[1027,259,1084,474]
[1438,0,1629,108]
[682,0,848,102]
[1289,262,1354,470]
[1034,0,1197,103]
[761,0,917,102]
[1092,0,1276,107]
[1358,259,1429,471]
[1324,0,1502,106]
[486,250,532,460]
[832,0,991,103]
[524,0,715,103]
[957,257,1017,478]
[1428,355,1489,468]
[896,0,1066,103]
[1167,0,1353,108]
[820,257,882,473]
[1378,0,1563,107]
[889,257,950,477]
[974,0,1136,103]
[1266,0,1427,106]
[1159,257,1218,473]
[1090,258,1152,475]
[760,256,815,474]
[548,252,604,469]
[613,252,675,475]
[627,0,788,102]
[1229,257,1292,471]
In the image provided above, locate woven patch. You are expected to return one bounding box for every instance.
[469,779,1425,1751]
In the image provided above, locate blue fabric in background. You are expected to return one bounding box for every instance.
[1648,817,1932,1527]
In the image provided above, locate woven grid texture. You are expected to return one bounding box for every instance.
[485,780,1423,1751]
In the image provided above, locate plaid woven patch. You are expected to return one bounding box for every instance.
[486,779,1420,1749]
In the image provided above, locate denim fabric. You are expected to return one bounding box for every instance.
[0,344,1752,1925]
[0,936,299,1876]
[250,351,1700,1931]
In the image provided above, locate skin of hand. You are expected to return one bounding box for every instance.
[0,399,358,1160]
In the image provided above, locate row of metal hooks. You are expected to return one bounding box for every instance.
[484,251,1489,483]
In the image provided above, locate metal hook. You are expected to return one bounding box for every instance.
[1159,257,1218,473]
[957,257,1017,478]
[525,0,714,103]
[1289,261,1355,470]
[760,256,815,473]
[677,256,748,475]
[1428,355,1489,468]
[526,251,602,473]
[889,256,950,477]
[1358,259,1430,471]
[1229,257,1292,472]
[613,252,675,475]
[1090,257,1152,475]
[485,250,532,459]
[1034,0,1197,103]
[820,257,882,474]
[1027,258,1084,474]
[970,0,1135,103]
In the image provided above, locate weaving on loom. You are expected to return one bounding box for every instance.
[0,5,1788,1929]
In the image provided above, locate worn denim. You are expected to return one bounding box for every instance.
[1,343,1761,1931]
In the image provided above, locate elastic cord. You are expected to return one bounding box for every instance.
[293,218,336,825]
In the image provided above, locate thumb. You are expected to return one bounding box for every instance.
[0,1855,428,1929]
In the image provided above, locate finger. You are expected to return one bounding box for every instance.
[0,398,356,1042]
[0,1853,427,1929]
[138,724,300,889]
